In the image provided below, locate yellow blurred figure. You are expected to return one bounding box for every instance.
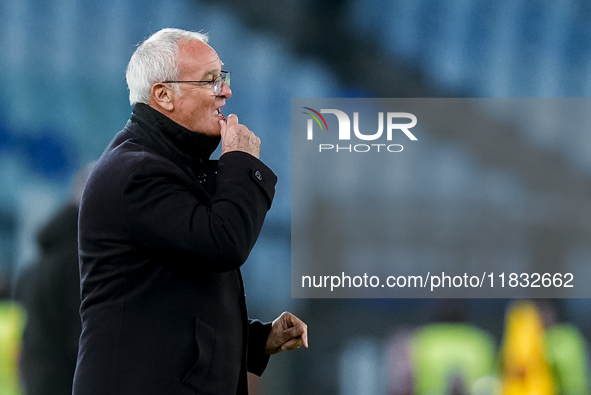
[0,301,26,395]
[500,300,554,395]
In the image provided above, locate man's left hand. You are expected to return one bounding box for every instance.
[265,312,308,355]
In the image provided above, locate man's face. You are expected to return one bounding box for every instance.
[169,40,232,137]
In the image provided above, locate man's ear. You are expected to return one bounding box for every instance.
[150,83,175,112]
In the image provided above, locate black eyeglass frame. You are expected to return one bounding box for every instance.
[162,71,231,96]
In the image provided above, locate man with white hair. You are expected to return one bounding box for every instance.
[73,28,307,394]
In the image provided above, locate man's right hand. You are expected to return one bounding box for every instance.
[220,114,261,159]
[264,311,308,355]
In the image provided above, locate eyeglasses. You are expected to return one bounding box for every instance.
[163,70,231,96]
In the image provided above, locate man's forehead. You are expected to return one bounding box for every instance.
[178,40,222,74]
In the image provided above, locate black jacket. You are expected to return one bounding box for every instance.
[73,103,277,394]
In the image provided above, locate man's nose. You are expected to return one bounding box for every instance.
[219,82,232,99]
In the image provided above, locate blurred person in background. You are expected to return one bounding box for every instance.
[541,300,590,395]
[500,300,554,395]
[410,300,497,395]
[0,279,25,395]
[16,163,93,395]
[500,300,589,395]
[73,28,307,395]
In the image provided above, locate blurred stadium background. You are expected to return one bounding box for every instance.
[1,0,591,393]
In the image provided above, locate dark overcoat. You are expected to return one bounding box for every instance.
[73,103,276,394]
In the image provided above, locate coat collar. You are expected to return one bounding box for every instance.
[130,103,220,162]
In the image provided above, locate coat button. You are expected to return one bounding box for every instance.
[254,170,263,181]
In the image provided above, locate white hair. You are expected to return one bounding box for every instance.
[126,28,209,105]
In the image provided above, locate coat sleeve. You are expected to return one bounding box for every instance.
[122,150,277,272]
[247,319,273,376]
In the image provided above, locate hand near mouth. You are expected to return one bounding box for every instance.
[220,114,260,159]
